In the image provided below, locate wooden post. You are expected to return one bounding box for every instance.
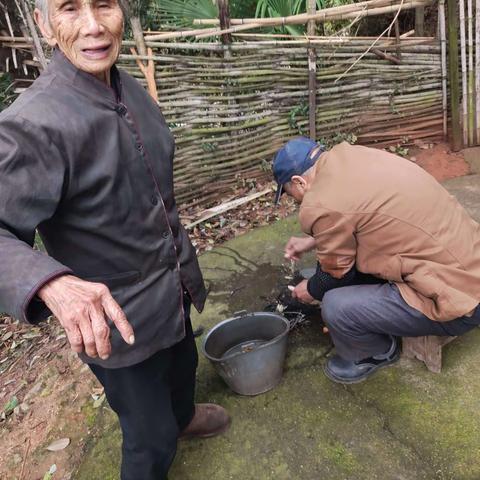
[19,0,47,70]
[415,6,425,36]
[130,16,147,58]
[218,0,232,45]
[307,0,317,141]
[128,0,147,59]
[447,0,462,151]
[394,18,402,59]
[128,4,156,101]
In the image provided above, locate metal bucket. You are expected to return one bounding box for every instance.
[202,311,290,396]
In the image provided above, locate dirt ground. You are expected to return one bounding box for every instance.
[0,141,471,480]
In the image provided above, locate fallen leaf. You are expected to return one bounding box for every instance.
[22,332,42,340]
[46,438,70,452]
[1,331,13,342]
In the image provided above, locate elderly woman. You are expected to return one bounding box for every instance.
[0,0,230,478]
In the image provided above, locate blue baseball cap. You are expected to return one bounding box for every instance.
[273,137,325,204]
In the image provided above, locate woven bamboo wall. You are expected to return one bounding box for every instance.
[117,37,443,206]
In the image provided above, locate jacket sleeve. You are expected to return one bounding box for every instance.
[301,207,357,279]
[0,115,72,323]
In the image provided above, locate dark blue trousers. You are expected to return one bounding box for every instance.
[321,282,480,361]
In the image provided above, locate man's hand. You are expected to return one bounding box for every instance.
[284,236,316,261]
[38,275,134,360]
[289,279,315,304]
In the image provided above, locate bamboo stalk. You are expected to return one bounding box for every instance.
[459,0,468,146]
[308,0,317,140]
[194,0,433,25]
[439,0,448,137]
[335,0,407,83]
[476,0,480,142]
[18,0,47,70]
[467,0,475,144]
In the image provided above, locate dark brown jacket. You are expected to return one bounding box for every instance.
[0,50,206,368]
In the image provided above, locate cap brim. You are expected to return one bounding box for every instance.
[274,184,284,206]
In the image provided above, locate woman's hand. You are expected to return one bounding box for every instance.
[38,275,135,360]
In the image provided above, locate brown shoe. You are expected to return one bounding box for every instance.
[179,403,231,440]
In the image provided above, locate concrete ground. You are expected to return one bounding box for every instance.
[76,175,480,480]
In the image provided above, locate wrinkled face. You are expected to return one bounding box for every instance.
[35,0,124,83]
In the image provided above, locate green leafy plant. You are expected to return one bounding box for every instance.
[388,143,409,157]
[255,0,324,35]
[0,73,16,112]
[288,101,309,134]
[201,141,219,153]
[319,132,357,149]
[152,0,219,29]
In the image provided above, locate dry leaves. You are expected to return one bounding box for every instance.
[46,438,70,452]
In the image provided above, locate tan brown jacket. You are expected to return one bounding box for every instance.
[299,142,480,321]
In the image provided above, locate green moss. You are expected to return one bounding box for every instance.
[321,440,361,474]
[75,216,480,480]
[81,401,99,429]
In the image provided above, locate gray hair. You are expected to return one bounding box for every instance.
[34,0,49,20]
[34,0,129,23]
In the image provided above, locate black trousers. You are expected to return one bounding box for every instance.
[89,301,198,480]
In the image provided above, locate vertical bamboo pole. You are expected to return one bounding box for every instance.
[467,0,474,145]
[19,0,47,70]
[415,6,425,36]
[447,0,462,150]
[475,0,480,142]
[394,18,402,59]
[218,0,232,46]
[460,0,468,146]
[307,0,317,140]
[439,0,448,138]
[130,16,147,58]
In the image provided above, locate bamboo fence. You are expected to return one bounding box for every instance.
[450,0,480,148]
[113,36,444,206]
[0,0,447,209]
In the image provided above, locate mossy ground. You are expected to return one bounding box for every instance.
[76,210,480,480]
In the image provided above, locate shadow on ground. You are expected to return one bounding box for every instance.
[76,177,480,480]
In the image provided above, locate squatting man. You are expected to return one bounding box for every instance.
[273,137,480,384]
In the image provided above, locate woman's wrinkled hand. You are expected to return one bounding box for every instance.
[38,274,134,360]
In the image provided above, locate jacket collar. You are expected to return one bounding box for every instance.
[311,149,328,178]
[47,48,122,105]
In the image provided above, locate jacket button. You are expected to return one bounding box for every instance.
[115,104,127,115]
[162,231,170,239]
[151,195,158,205]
